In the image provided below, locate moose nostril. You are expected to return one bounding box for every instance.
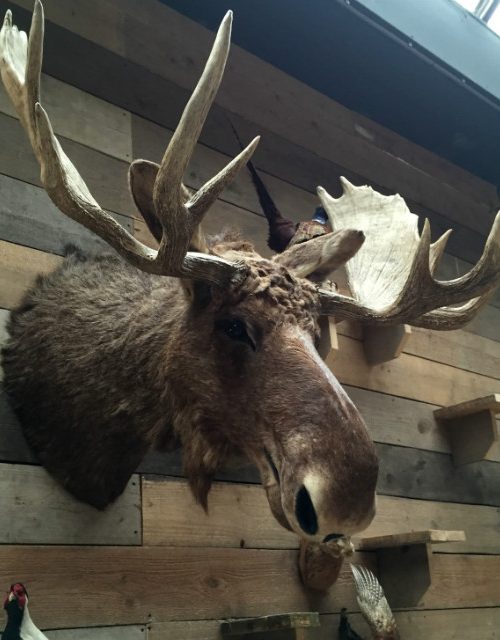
[295,485,318,535]
[323,533,343,543]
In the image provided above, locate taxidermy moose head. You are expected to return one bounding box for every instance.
[1,3,499,543]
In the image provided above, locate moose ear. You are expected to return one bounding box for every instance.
[129,160,205,251]
[128,159,163,243]
[273,229,365,282]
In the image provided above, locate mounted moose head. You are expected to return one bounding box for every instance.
[1,3,499,545]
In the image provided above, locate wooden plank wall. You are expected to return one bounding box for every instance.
[0,1,499,638]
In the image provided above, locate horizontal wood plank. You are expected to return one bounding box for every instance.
[0,546,375,628]
[0,173,133,256]
[376,442,500,506]
[142,478,500,554]
[148,620,221,640]
[0,464,141,545]
[0,112,135,218]
[45,626,146,640]
[0,73,132,162]
[330,334,500,408]
[345,386,500,463]
[0,546,498,628]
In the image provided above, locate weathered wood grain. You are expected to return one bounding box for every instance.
[148,620,222,640]
[149,608,500,640]
[345,386,500,463]
[0,464,141,545]
[401,326,500,377]
[40,627,146,640]
[330,334,500,408]
[0,547,497,627]
[0,113,135,218]
[0,174,133,256]
[376,442,500,506]
[0,546,376,629]
[0,73,132,162]
[11,0,497,240]
[142,479,297,550]
[142,478,500,554]
[318,608,500,640]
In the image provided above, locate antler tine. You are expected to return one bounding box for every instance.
[153,11,259,278]
[317,180,500,328]
[1,3,256,285]
[412,291,494,330]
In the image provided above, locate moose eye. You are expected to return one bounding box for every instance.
[216,318,255,350]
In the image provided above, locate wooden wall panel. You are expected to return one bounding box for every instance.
[0,547,497,628]
[0,546,376,628]
[3,1,496,269]
[47,626,146,640]
[375,443,500,506]
[143,478,500,554]
[0,464,141,545]
[10,0,497,240]
[330,335,500,407]
[149,609,500,640]
[318,609,500,640]
[149,620,221,640]
[0,113,135,218]
[0,73,132,162]
[0,174,133,256]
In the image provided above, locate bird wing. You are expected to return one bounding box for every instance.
[351,565,399,639]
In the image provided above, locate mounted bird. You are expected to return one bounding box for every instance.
[3,583,48,640]
[338,565,399,640]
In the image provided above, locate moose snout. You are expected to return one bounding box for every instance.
[292,474,376,540]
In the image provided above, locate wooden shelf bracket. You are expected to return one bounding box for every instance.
[318,315,339,361]
[221,612,320,639]
[434,394,500,465]
[363,323,412,365]
[358,529,466,608]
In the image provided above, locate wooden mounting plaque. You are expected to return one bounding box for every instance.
[363,323,412,365]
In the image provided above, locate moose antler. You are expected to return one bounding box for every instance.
[0,2,258,285]
[317,178,500,329]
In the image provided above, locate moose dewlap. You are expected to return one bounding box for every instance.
[0,2,498,543]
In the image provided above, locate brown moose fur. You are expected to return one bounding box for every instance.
[2,232,377,539]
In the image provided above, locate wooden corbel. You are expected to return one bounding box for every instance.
[362,324,412,365]
[220,612,320,639]
[358,529,465,608]
[298,537,354,591]
[318,315,339,361]
[434,394,500,465]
